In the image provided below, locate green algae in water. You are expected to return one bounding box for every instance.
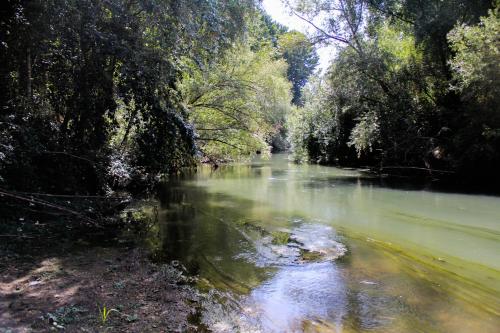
[143,154,500,332]
[271,231,291,245]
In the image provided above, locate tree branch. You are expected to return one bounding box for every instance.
[288,8,350,45]
[197,137,244,151]
[365,0,414,24]
[42,151,95,166]
[0,188,102,227]
[196,126,245,131]
[379,166,454,174]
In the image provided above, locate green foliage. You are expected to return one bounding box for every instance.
[247,10,288,49]
[376,22,423,70]
[98,305,118,324]
[4,0,497,194]
[348,112,380,157]
[286,0,500,184]
[448,5,500,99]
[179,43,292,161]
[278,31,319,105]
[287,75,334,163]
[446,4,500,177]
[0,0,256,193]
[46,306,88,327]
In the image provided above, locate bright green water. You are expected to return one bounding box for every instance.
[149,154,500,332]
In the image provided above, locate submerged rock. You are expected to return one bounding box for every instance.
[236,218,347,264]
[299,249,324,262]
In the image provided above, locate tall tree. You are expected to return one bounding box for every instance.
[0,0,257,192]
[285,0,499,184]
[278,31,319,105]
[179,43,292,161]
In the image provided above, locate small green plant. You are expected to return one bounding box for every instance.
[46,305,87,327]
[97,305,118,324]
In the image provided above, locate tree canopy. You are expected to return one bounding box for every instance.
[286,0,499,185]
[278,31,319,105]
[0,0,302,193]
[179,42,292,161]
[1,0,498,195]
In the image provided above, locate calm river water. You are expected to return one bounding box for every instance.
[148,154,500,332]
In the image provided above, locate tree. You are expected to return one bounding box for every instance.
[278,31,319,105]
[448,5,500,101]
[0,0,257,192]
[179,43,292,162]
[446,4,500,179]
[285,0,499,184]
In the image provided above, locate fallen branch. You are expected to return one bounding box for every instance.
[42,151,95,166]
[379,166,455,174]
[0,234,35,239]
[0,188,102,227]
[10,190,127,200]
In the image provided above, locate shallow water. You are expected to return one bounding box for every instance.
[148,154,500,332]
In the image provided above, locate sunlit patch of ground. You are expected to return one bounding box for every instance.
[0,247,198,332]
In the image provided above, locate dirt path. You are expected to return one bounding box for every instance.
[0,246,200,332]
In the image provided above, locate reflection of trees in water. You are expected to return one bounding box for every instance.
[150,182,272,290]
[147,162,500,332]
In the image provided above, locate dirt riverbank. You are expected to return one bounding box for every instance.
[0,246,201,332]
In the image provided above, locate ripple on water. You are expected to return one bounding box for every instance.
[245,261,348,332]
[210,222,352,332]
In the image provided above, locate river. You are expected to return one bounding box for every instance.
[146,154,500,332]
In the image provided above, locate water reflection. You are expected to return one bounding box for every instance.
[247,262,347,332]
[145,154,500,332]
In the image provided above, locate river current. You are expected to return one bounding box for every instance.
[146,154,500,332]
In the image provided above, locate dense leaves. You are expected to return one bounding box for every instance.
[0,0,256,193]
[180,43,292,161]
[286,0,499,185]
[278,31,319,105]
[3,0,496,196]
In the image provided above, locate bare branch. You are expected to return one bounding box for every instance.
[196,126,246,131]
[379,166,455,174]
[8,190,127,200]
[0,188,102,227]
[197,137,244,151]
[42,151,95,166]
[288,8,350,45]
